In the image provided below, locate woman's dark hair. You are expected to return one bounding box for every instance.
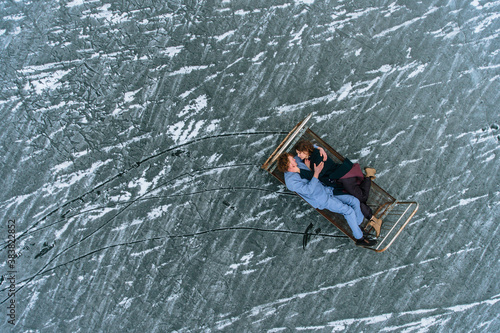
[294,140,314,154]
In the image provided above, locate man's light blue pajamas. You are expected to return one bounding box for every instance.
[284,157,364,239]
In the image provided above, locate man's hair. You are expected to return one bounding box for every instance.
[277,153,293,173]
[294,140,314,154]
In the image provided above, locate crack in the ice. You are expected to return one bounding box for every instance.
[2,132,285,248]
[0,227,348,302]
[0,163,275,245]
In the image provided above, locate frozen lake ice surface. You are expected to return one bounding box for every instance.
[0,0,499,332]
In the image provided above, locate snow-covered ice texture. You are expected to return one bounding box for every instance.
[0,0,499,332]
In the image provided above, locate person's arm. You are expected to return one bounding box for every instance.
[309,149,326,174]
[287,176,320,198]
[286,162,324,196]
[314,145,328,162]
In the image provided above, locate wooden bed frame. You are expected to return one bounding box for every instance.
[261,114,419,252]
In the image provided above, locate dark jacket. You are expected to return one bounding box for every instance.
[298,148,352,195]
[308,148,353,181]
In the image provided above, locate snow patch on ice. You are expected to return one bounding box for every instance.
[430,22,461,39]
[46,159,113,195]
[252,51,266,63]
[373,7,438,38]
[399,158,421,167]
[85,4,129,24]
[207,153,222,165]
[408,64,428,78]
[4,13,25,21]
[168,65,210,76]
[188,120,204,140]
[473,12,500,34]
[166,121,185,141]
[1,193,31,211]
[289,25,307,45]
[66,0,94,7]
[315,110,346,122]
[445,295,500,313]
[337,82,352,101]
[381,130,405,146]
[124,89,141,103]
[118,297,133,309]
[128,177,151,196]
[111,223,129,232]
[275,92,337,114]
[167,119,207,143]
[225,251,254,275]
[367,65,393,74]
[55,220,72,239]
[458,194,488,206]
[178,95,208,117]
[242,269,257,275]
[346,7,377,19]
[483,154,495,163]
[205,119,220,132]
[216,317,241,330]
[161,45,183,57]
[148,205,172,219]
[256,257,275,265]
[471,0,481,8]
[325,314,393,331]
[52,161,74,173]
[355,77,380,94]
[130,245,162,257]
[101,133,151,153]
[25,69,71,94]
[215,30,235,42]
[445,246,481,258]
[359,147,371,158]
[24,290,40,314]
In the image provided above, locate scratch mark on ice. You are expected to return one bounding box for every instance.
[381,130,405,146]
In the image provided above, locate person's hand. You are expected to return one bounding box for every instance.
[318,147,327,161]
[313,161,324,178]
